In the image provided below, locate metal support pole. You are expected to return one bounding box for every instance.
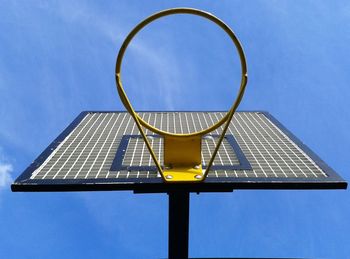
[168,191,190,259]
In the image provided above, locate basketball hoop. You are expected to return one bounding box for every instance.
[115,8,248,182]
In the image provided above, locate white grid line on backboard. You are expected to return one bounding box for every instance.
[55,113,109,179]
[41,113,100,180]
[234,113,271,177]
[107,113,131,178]
[73,113,116,179]
[207,112,227,177]
[30,114,91,180]
[224,116,250,177]
[200,113,216,167]
[30,112,328,180]
[258,114,325,177]
[101,113,128,179]
[213,112,241,177]
[240,113,285,178]
[248,113,298,178]
[89,113,121,179]
[57,113,110,179]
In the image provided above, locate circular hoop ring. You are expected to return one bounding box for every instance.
[115,7,248,137]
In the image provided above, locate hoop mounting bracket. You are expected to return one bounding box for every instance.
[163,136,203,182]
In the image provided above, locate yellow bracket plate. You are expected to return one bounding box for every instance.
[164,165,203,182]
[163,136,203,182]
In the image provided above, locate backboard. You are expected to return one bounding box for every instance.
[11,111,347,193]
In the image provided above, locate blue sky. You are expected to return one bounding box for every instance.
[1,1,349,258]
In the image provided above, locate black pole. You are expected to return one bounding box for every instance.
[168,191,190,259]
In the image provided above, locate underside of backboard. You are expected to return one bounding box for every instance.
[12,111,347,192]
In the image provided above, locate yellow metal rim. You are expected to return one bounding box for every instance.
[115,7,248,138]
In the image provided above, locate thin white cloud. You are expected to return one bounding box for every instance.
[127,42,182,110]
[51,1,182,110]
[0,149,13,189]
[58,2,182,110]
[0,163,13,189]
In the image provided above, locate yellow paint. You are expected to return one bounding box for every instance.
[164,136,201,167]
[163,136,202,181]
